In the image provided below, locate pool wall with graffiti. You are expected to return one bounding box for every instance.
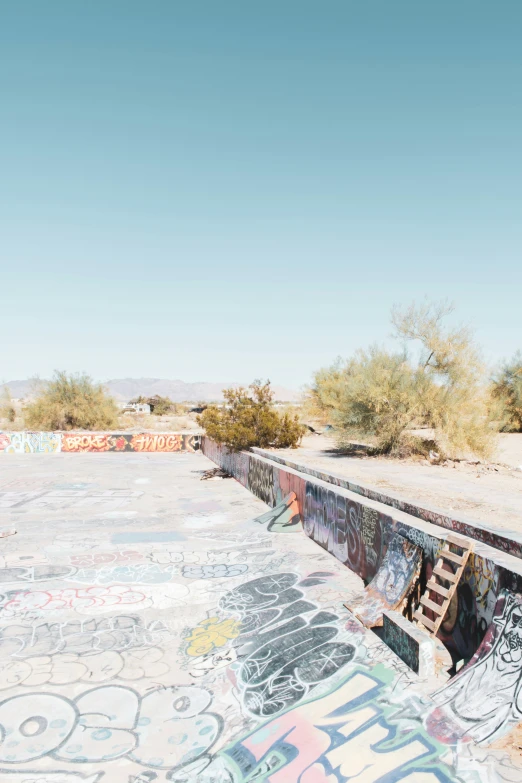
[251,447,522,561]
[0,431,201,453]
[202,438,522,663]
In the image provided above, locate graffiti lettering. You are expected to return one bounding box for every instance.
[1,431,61,453]
[247,459,275,507]
[0,646,169,688]
[69,563,175,585]
[0,585,148,617]
[184,617,241,656]
[182,564,248,579]
[69,550,146,567]
[0,615,172,657]
[0,684,221,773]
[0,565,74,584]
[218,572,356,717]
[131,433,181,452]
[211,668,454,783]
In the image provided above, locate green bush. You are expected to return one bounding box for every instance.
[198,380,306,452]
[25,371,119,431]
[491,352,522,432]
[306,301,494,459]
[307,347,420,454]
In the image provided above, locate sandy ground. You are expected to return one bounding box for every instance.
[0,452,518,781]
[496,433,522,469]
[272,434,522,533]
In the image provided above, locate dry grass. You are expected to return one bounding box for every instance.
[117,412,200,432]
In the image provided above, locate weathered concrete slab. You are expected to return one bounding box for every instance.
[0,453,519,781]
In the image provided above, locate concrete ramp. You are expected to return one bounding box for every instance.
[427,588,522,745]
[345,533,422,627]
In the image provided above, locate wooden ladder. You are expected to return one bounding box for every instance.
[414,533,474,636]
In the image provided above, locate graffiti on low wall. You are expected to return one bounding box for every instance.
[202,438,522,665]
[0,432,61,453]
[0,432,201,454]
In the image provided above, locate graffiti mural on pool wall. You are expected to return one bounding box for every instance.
[202,438,522,663]
[428,589,522,745]
[0,432,201,453]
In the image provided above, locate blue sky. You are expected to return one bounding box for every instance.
[1,1,521,390]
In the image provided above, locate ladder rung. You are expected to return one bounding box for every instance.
[433,566,458,583]
[414,610,436,631]
[421,595,445,614]
[445,532,473,549]
[427,580,450,598]
[441,549,464,565]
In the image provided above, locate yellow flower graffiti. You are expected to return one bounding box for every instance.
[185,616,241,657]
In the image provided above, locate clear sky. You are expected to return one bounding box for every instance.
[1,1,521,390]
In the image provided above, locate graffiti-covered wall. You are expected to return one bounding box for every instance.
[252,448,522,562]
[202,438,522,662]
[0,431,201,454]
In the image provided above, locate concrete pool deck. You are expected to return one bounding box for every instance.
[0,452,519,782]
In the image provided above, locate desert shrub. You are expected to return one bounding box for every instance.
[307,301,494,459]
[0,386,16,423]
[491,352,522,432]
[198,380,306,451]
[149,396,174,415]
[137,396,186,416]
[24,371,119,430]
[128,395,186,415]
[307,348,421,454]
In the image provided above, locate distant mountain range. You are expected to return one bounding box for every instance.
[1,377,301,403]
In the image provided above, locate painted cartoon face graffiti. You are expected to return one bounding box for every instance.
[347,534,422,627]
[428,589,522,744]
